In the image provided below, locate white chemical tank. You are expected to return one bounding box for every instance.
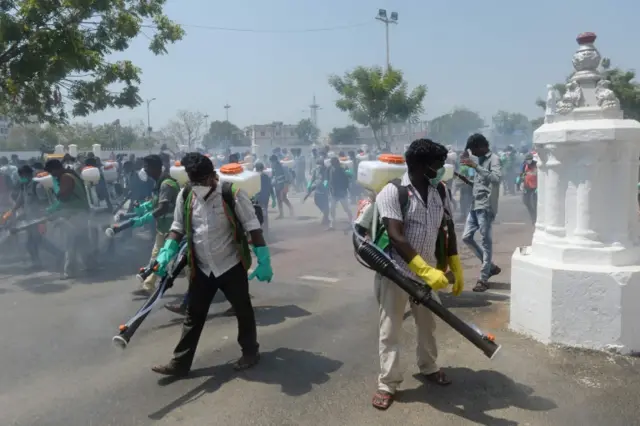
[34,172,54,189]
[102,162,118,183]
[357,154,407,193]
[54,144,64,155]
[280,157,294,169]
[441,164,455,182]
[170,161,189,186]
[218,163,261,198]
[81,166,101,184]
[92,144,101,159]
[339,157,353,170]
[68,144,78,158]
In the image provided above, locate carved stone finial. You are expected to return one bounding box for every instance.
[595,79,620,110]
[545,84,559,117]
[556,81,583,115]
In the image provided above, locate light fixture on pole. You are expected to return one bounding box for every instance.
[146,98,156,136]
[375,9,398,69]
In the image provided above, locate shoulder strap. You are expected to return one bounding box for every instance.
[181,184,192,204]
[389,178,409,217]
[221,181,236,210]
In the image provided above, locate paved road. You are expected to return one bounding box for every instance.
[1,193,639,426]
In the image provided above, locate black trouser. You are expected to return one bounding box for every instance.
[522,188,537,224]
[171,262,258,369]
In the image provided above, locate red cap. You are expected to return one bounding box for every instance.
[577,32,597,45]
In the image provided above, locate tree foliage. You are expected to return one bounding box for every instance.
[492,111,530,136]
[427,108,484,146]
[202,120,248,149]
[328,66,426,148]
[295,118,319,145]
[164,110,205,150]
[534,58,640,122]
[328,125,359,145]
[0,0,184,124]
[1,120,156,150]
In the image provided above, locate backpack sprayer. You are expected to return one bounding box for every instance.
[112,241,188,349]
[352,224,501,359]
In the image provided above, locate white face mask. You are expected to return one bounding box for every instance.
[138,169,148,182]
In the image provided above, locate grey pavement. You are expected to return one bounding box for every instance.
[0,193,639,425]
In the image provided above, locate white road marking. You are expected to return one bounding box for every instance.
[497,222,527,226]
[298,275,340,283]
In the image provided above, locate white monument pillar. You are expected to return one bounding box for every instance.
[510,32,640,353]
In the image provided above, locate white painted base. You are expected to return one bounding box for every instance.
[510,247,640,354]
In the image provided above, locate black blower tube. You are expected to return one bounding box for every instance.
[112,244,188,349]
[353,232,501,359]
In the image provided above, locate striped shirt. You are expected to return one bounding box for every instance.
[171,184,261,277]
[376,173,451,280]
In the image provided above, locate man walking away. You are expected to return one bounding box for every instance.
[460,134,502,293]
[519,153,538,224]
[254,162,276,237]
[327,157,353,230]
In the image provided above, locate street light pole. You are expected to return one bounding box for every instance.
[224,103,231,150]
[375,9,398,70]
[146,98,156,137]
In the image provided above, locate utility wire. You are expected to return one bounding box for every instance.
[141,21,373,34]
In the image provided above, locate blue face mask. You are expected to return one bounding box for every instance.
[426,167,445,186]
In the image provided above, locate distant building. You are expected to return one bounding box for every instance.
[246,122,301,154]
[356,121,428,147]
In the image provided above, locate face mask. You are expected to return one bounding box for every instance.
[138,169,148,182]
[426,167,445,186]
[19,177,29,184]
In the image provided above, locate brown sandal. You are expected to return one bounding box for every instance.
[423,370,452,386]
[372,389,394,410]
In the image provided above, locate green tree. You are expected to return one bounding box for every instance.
[427,108,485,147]
[534,58,640,121]
[0,0,184,124]
[328,66,426,149]
[295,118,320,145]
[492,111,530,136]
[328,125,359,145]
[202,120,247,149]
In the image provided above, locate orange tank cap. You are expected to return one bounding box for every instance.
[378,154,406,164]
[103,164,115,169]
[220,163,243,175]
[81,166,95,171]
[36,172,50,177]
[174,161,181,167]
[339,157,349,161]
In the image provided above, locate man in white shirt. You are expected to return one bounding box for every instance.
[371,139,464,410]
[151,153,273,376]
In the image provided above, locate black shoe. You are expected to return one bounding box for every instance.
[233,353,260,371]
[489,265,502,278]
[164,302,187,316]
[151,363,189,377]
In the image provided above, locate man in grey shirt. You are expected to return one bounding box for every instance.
[460,133,502,292]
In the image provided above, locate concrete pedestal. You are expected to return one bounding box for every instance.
[511,249,640,353]
[509,32,640,354]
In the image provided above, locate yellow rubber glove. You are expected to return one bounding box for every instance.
[447,255,464,296]
[408,254,450,291]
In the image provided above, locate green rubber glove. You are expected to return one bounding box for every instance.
[131,211,154,228]
[322,180,328,188]
[52,177,60,194]
[248,246,273,282]
[46,200,61,214]
[154,239,180,277]
[134,201,152,216]
[515,176,522,185]
[271,199,276,208]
